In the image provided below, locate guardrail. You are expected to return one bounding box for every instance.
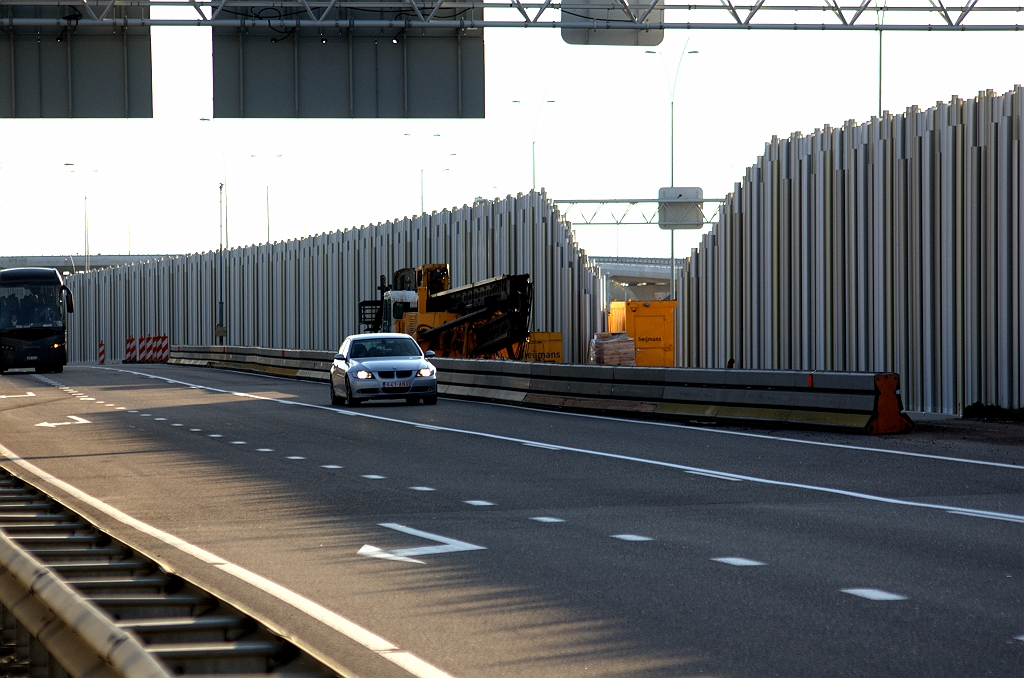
[168,346,914,433]
[0,532,171,678]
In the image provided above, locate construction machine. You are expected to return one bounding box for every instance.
[359,264,532,359]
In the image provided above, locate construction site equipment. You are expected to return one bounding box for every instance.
[608,300,676,367]
[590,332,636,366]
[525,332,564,363]
[361,264,533,360]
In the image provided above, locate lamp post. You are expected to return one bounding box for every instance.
[200,118,229,249]
[250,154,282,244]
[403,133,449,214]
[646,43,699,301]
[512,98,556,191]
[63,163,98,272]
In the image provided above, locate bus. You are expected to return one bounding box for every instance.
[0,268,75,374]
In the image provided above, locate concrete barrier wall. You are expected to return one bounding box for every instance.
[170,346,913,433]
[65,190,602,365]
[675,87,1022,415]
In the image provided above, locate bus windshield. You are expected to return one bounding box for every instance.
[0,285,64,330]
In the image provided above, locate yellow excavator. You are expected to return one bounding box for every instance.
[359,264,532,359]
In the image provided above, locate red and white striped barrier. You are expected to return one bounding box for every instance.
[123,334,169,363]
[98,341,106,365]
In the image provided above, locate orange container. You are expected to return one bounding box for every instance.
[607,300,676,366]
[525,332,563,363]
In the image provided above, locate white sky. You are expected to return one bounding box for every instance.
[0,15,1021,261]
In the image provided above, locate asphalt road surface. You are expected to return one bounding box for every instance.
[1,363,1022,678]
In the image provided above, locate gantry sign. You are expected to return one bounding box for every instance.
[1,1,1020,118]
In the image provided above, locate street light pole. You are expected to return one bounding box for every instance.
[513,98,556,192]
[218,182,225,345]
[648,43,698,303]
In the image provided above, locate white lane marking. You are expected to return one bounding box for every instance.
[945,510,1024,523]
[842,588,907,601]
[321,465,343,469]
[94,367,1024,523]
[358,523,486,564]
[81,398,95,401]
[190,428,202,432]
[464,500,494,506]
[35,415,91,428]
[0,443,456,678]
[687,470,744,482]
[171,424,183,427]
[105,404,115,407]
[469,398,1024,470]
[286,456,305,460]
[140,414,151,417]
[522,442,561,450]
[96,401,105,404]
[612,534,653,541]
[409,486,435,491]
[231,441,246,445]
[530,517,565,523]
[208,434,222,438]
[256,448,273,452]
[712,557,766,566]
[155,418,167,421]
[362,475,385,479]
[415,425,442,431]
[1015,635,1024,642]
[127,410,138,413]
[116,407,126,410]
[0,392,35,399]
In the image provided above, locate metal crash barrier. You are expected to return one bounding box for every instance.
[168,346,913,433]
[0,532,171,678]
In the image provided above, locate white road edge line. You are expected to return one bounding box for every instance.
[92,367,1024,524]
[447,396,1024,471]
[0,441,458,678]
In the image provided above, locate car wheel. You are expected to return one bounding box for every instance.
[345,379,362,407]
[423,396,438,405]
[330,381,342,406]
[405,396,420,405]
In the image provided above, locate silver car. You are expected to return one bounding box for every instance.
[329,333,438,406]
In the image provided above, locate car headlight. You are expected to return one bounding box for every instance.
[354,370,372,380]
[417,367,435,378]
[52,343,61,349]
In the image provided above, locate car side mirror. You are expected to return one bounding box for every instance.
[334,353,346,361]
[424,350,435,358]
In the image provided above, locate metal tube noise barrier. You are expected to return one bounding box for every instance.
[0,532,172,678]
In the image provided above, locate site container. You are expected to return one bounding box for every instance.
[525,332,563,363]
[607,300,676,366]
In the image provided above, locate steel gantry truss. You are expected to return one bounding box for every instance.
[0,0,1021,29]
[556,198,724,228]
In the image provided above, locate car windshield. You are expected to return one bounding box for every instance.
[0,284,63,330]
[350,337,422,359]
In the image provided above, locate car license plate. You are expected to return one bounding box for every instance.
[26,356,38,361]
[385,381,410,388]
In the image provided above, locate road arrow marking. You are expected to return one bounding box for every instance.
[0,392,35,399]
[35,415,91,428]
[357,523,486,565]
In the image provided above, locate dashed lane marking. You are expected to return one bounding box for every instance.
[409,487,436,491]
[0,442,458,678]
[712,557,766,566]
[171,424,183,427]
[93,367,1024,524]
[530,517,564,523]
[464,500,494,506]
[611,534,653,541]
[256,448,273,452]
[208,434,222,438]
[190,428,202,432]
[231,441,246,445]
[286,456,305,460]
[841,588,907,601]
[321,465,342,469]
[362,475,385,479]
[155,418,167,421]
